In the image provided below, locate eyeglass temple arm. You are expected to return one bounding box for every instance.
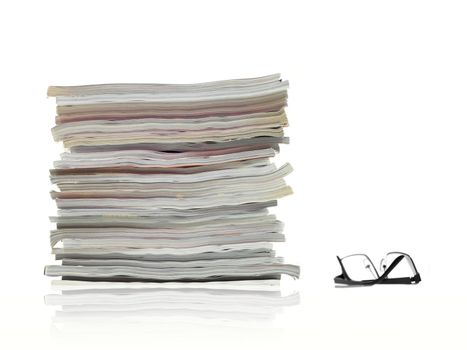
[380,274,421,284]
[372,255,422,284]
[378,254,421,284]
[386,252,420,277]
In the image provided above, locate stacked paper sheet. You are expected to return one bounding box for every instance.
[45,74,299,282]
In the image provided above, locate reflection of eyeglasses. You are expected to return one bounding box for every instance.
[334,252,421,286]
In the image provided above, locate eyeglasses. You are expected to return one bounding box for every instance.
[334,251,421,286]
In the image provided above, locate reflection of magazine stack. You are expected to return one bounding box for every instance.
[45,74,299,283]
[45,281,300,326]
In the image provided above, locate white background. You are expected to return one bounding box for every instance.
[1,1,466,349]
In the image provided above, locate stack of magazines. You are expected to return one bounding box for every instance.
[45,74,300,283]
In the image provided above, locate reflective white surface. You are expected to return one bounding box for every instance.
[45,281,300,332]
[1,281,465,350]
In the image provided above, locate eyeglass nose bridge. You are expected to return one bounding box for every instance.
[363,257,378,278]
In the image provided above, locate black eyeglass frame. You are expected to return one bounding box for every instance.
[334,252,421,286]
